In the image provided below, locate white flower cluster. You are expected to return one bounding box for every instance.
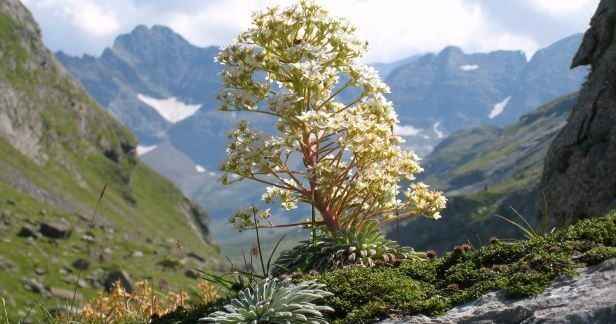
[262,186,299,210]
[219,0,446,231]
[404,183,448,220]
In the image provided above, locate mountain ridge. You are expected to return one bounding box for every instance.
[386,35,586,134]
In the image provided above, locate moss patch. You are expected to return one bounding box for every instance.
[155,211,616,324]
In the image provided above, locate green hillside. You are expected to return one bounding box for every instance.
[0,2,220,321]
[392,93,579,252]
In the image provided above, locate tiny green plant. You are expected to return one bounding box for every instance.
[200,278,333,324]
[1,297,9,324]
[273,221,420,275]
[494,207,541,240]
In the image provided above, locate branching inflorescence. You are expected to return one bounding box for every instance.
[218,0,446,235]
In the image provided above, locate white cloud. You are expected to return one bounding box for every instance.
[395,125,422,137]
[23,0,598,63]
[153,0,545,61]
[27,0,120,37]
[527,0,596,15]
[472,32,539,59]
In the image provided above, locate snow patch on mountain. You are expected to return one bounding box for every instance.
[460,64,479,71]
[136,145,157,156]
[395,125,422,136]
[137,94,201,123]
[195,164,217,177]
[489,96,511,119]
[433,122,446,139]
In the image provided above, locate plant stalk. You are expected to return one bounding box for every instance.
[252,208,267,277]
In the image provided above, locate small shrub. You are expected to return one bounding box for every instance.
[200,278,333,323]
[63,281,190,323]
[273,223,418,275]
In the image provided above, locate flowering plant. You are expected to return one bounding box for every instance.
[219,0,446,234]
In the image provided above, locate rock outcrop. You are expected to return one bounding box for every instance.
[383,259,616,324]
[539,0,616,227]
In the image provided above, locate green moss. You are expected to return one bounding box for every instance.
[504,271,552,298]
[310,211,616,322]
[314,267,432,323]
[580,246,616,265]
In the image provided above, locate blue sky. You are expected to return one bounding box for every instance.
[23,0,599,63]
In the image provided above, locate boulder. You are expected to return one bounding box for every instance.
[103,270,134,293]
[22,278,45,294]
[0,210,11,228]
[71,258,90,271]
[17,225,38,238]
[539,0,616,226]
[184,269,200,279]
[187,252,206,263]
[382,259,616,324]
[0,256,16,272]
[39,219,72,239]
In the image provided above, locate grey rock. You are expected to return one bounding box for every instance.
[81,233,95,243]
[0,210,11,227]
[187,251,206,263]
[62,274,78,285]
[158,258,182,270]
[539,0,616,227]
[77,279,89,288]
[39,219,72,239]
[103,270,133,293]
[383,259,616,324]
[22,278,45,294]
[184,268,200,279]
[17,225,38,238]
[71,258,90,271]
[0,256,16,271]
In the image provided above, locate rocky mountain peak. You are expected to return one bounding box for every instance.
[110,24,198,65]
[571,1,615,69]
[113,25,188,50]
[436,46,464,61]
[539,0,616,226]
